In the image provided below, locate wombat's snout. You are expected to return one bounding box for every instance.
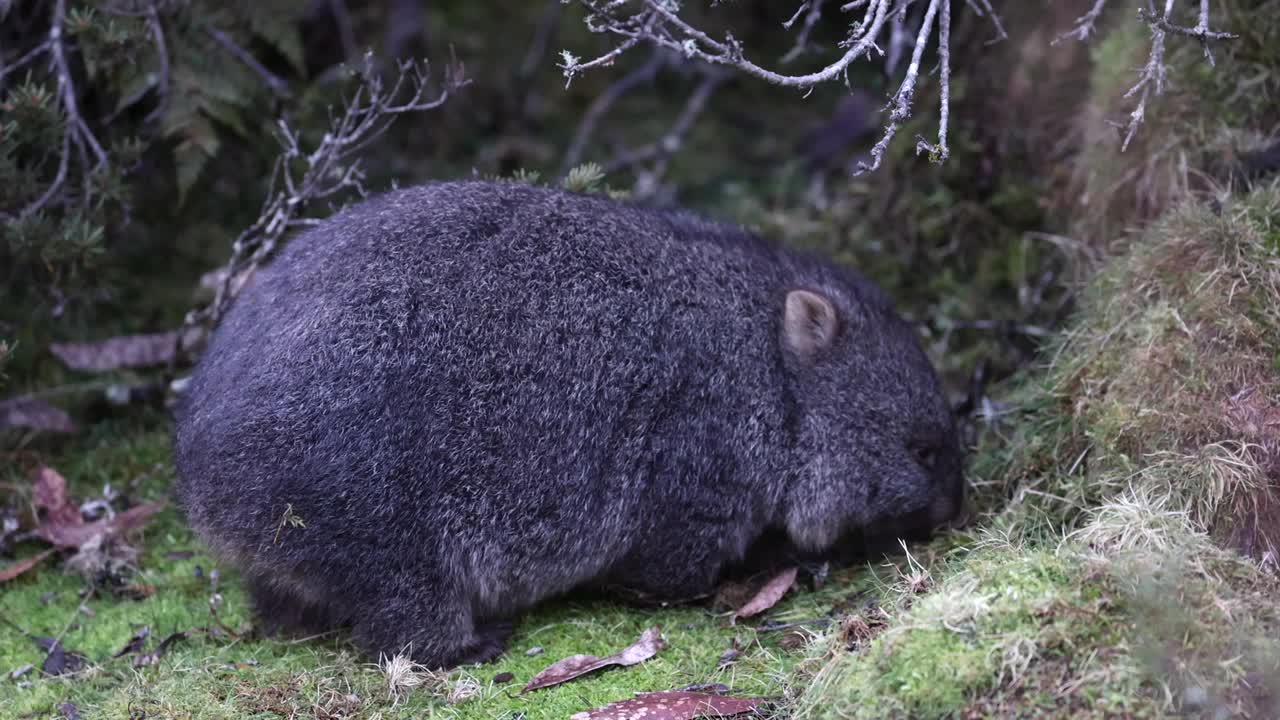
[863,471,967,547]
[928,473,968,530]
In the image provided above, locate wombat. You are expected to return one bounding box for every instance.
[172,180,964,668]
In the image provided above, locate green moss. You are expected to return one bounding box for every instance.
[795,549,1152,719]
[2,422,870,720]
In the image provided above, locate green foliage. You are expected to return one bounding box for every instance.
[0,0,310,329]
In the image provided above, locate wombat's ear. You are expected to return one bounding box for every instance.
[783,289,840,356]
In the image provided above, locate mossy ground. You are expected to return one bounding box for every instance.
[2,421,882,719]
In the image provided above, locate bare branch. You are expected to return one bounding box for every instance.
[915,0,951,163]
[1057,0,1237,150]
[206,26,291,98]
[857,0,945,174]
[1054,0,1109,44]
[0,40,52,89]
[780,0,828,65]
[565,0,1005,174]
[606,66,730,198]
[561,50,666,176]
[143,1,171,124]
[964,0,1006,44]
[178,53,467,356]
[1,0,112,220]
[48,0,107,169]
[567,0,897,90]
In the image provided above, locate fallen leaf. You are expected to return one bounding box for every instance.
[0,548,56,582]
[34,466,82,528]
[132,630,190,667]
[493,671,514,684]
[49,331,183,372]
[569,691,766,720]
[9,664,33,680]
[37,500,165,549]
[731,567,798,625]
[39,639,87,676]
[522,626,665,693]
[58,702,81,720]
[715,648,740,670]
[0,396,76,434]
[113,626,151,658]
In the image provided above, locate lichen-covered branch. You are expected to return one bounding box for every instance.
[564,0,977,173]
[1057,0,1237,151]
[566,0,1237,172]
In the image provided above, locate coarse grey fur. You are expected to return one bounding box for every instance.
[172,180,964,668]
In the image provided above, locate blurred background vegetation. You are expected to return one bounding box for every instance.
[0,0,1123,410]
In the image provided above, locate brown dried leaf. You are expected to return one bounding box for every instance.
[0,396,76,434]
[0,548,56,582]
[40,639,87,676]
[132,630,190,667]
[569,691,766,720]
[34,466,82,528]
[38,500,165,549]
[522,626,665,693]
[113,626,151,658]
[731,566,797,624]
[49,331,181,372]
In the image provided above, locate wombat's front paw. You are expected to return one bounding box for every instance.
[453,621,514,665]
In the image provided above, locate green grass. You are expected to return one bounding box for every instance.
[1,422,881,719]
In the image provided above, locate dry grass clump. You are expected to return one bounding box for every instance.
[998,187,1280,560]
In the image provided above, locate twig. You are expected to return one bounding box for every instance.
[1057,0,1237,150]
[1054,0,1110,44]
[567,0,1004,174]
[568,0,894,89]
[606,66,730,198]
[964,0,1006,43]
[49,0,107,169]
[561,49,666,176]
[914,0,951,164]
[143,1,170,124]
[857,0,945,174]
[206,26,291,98]
[780,0,828,65]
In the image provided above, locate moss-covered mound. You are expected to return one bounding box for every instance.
[795,186,1280,719]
